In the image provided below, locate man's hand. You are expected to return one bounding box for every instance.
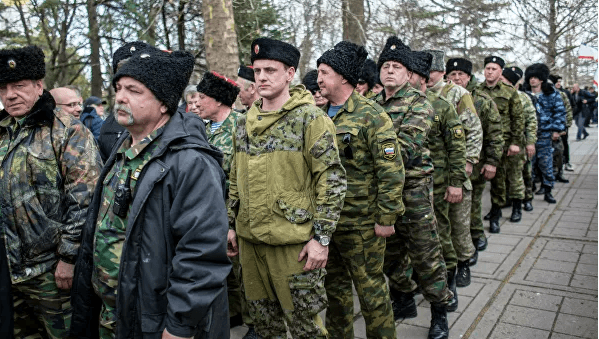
[466,162,473,176]
[507,144,520,156]
[162,328,192,339]
[481,164,497,180]
[552,132,560,140]
[227,230,238,257]
[583,99,588,104]
[525,144,536,159]
[444,186,463,203]
[559,131,567,136]
[298,239,328,271]
[55,260,74,290]
[374,224,395,238]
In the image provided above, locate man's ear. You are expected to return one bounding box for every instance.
[160,104,168,114]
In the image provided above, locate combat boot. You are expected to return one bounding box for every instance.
[468,249,478,266]
[523,199,533,211]
[446,267,458,312]
[428,303,449,339]
[483,210,492,220]
[509,199,522,222]
[556,173,570,183]
[243,326,262,339]
[473,237,487,251]
[544,186,556,204]
[502,197,512,209]
[535,185,547,195]
[390,289,418,321]
[456,260,471,287]
[489,204,501,233]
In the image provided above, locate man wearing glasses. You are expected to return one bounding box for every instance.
[49,87,83,118]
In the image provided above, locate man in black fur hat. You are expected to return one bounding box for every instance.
[302,69,328,107]
[70,48,231,339]
[356,58,378,98]
[0,45,100,338]
[237,65,260,111]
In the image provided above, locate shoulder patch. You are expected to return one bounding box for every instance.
[453,127,464,139]
[382,141,397,160]
[434,115,440,122]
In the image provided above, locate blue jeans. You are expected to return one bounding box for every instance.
[576,114,588,139]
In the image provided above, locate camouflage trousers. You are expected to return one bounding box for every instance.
[449,189,476,262]
[552,138,564,176]
[434,190,457,270]
[384,177,452,305]
[470,164,487,242]
[13,271,72,339]
[227,254,252,325]
[491,150,525,205]
[325,229,395,339]
[523,156,534,201]
[532,138,554,188]
[238,238,328,339]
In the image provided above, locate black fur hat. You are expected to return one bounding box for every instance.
[112,41,158,74]
[377,36,412,70]
[251,37,300,69]
[317,41,368,87]
[510,66,523,79]
[502,67,520,86]
[358,59,378,89]
[484,56,505,68]
[446,58,472,76]
[548,74,562,84]
[113,50,195,115]
[302,69,319,93]
[238,65,255,83]
[525,63,550,84]
[0,45,45,85]
[410,51,433,81]
[197,71,241,107]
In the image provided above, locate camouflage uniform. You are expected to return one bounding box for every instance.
[324,91,404,339]
[434,80,482,263]
[0,91,100,338]
[364,90,378,100]
[92,124,166,338]
[519,91,538,201]
[476,81,525,205]
[228,86,347,338]
[375,82,452,305]
[425,90,467,271]
[467,79,504,243]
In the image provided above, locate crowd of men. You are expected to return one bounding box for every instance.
[0,35,594,339]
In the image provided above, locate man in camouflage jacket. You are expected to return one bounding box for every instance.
[0,45,100,338]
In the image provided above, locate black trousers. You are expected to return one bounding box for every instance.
[561,131,570,164]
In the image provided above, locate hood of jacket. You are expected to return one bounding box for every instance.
[79,106,99,121]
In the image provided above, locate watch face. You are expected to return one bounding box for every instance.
[320,236,330,246]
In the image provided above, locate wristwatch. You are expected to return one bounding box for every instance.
[313,234,330,246]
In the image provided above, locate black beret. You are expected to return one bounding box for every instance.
[358,59,378,89]
[510,66,523,79]
[112,41,158,74]
[0,45,45,85]
[502,67,520,86]
[302,69,319,93]
[238,65,255,83]
[377,36,412,70]
[251,37,300,69]
[197,71,240,107]
[446,58,472,76]
[410,51,433,81]
[548,74,562,84]
[525,63,550,84]
[317,41,368,87]
[114,50,195,115]
[484,56,505,68]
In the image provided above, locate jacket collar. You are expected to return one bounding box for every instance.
[0,90,56,128]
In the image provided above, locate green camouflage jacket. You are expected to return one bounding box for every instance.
[0,91,100,283]
[469,87,504,168]
[518,91,538,146]
[426,90,467,194]
[326,90,405,229]
[206,110,238,190]
[558,90,573,128]
[375,82,435,182]
[228,85,347,245]
[476,80,524,147]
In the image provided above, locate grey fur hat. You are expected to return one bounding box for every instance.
[422,49,445,72]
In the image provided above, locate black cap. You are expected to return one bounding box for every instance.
[548,74,562,84]
[510,66,523,79]
[302,69,319,93]
[0,45,45,85]
[196,71,241,107]
[237,65,255,83]
[377,36,412,70]
[83,96,107,108]
[484,56,505,68]
[251,37,300,69]
[502,68,520,86]
[445,58,472,76]
[358,59,378,89]
[410,51,433,81]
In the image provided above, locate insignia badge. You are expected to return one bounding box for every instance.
[8,59,16,69]
[254,44,260,55]
[454,128,464,138]
[382,142,397,160]
[434,115,439,122]
[390,45,396,50]
[130,46,136,52]
[512,67,516,71]
[140,53,150,59]
[492,57,496,62]
[454,61,457,66]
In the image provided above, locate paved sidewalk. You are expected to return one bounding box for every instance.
[231,125,598,339]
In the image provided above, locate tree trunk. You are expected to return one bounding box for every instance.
[162,0,171,50]
[87,0,102,97]
[546,0,557,67]
[341,0,366,45]
[177,0,187,50]
[201,0,239,78]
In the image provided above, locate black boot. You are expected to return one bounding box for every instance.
[243,326,262,339]
[456,260,471,287]
[523,199,533,211]
[473,237,487,251]
[483,210,492,220]
[428,303,449,339]
[230,313,243,329]
[510,199,522,222]
[502,197,512,209]
[489,204,501,233]
[468,249,478,266]
[556,173,570,183]
[532,182,537,192]
[390,289,418,321]
[544,186,556,204]
[535,186,547,195]
[446,267,458,312]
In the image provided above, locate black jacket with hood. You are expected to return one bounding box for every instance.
[70,111,231,339]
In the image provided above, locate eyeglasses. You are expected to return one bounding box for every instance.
[342,133,353,159]
[57,102,82,108]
